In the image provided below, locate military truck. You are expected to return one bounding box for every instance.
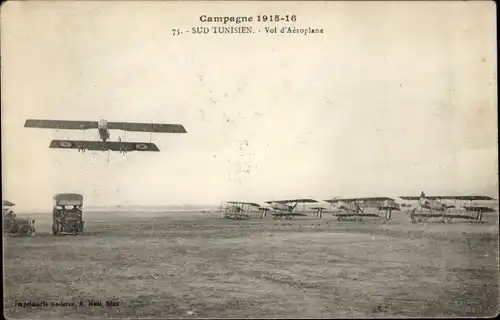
[52,193,85,236]
[3,200,36,236]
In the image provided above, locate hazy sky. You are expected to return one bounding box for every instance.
[1,1,497,210]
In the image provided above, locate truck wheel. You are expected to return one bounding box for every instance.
[4,220,13,233]
[17,224,29,236]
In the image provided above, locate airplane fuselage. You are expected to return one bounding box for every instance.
[419,198,448,211]
[270,202,294,212]
[227,205,242,213]
[98,119,110,142]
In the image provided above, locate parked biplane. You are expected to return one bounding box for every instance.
[400,192,496,223]
[264,199,318,220]
[222,201,261,220]
[24,118,187,154]
[324,197,400,221]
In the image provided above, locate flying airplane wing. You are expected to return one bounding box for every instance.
[49,140,160,152]
[106,122,187,133]
[25,119,98,130]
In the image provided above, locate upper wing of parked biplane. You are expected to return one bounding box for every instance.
[399,195,495,201]
[25,119,98,130]
[264,199,318,204]
[106,122,187,133]
[226,201,261,207]
[324,197,394,203]
[49,140,160,152]
[310,207,327,210]
[464,206,497,213]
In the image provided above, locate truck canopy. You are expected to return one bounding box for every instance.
[53,193,84,206]
[3,200,15,207]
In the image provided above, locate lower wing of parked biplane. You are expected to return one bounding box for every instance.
[408,210,488,224]
[49,140,160,152]
[223,213,250,220]
[270,212,308,220]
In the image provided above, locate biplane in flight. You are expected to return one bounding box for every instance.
[264,199,318,220]
[399,192,497,223]
[24,119,187,154]
[324,197,400,221]
[222,201,261,220]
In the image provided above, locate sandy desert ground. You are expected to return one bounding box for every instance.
[4,209,499,319]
